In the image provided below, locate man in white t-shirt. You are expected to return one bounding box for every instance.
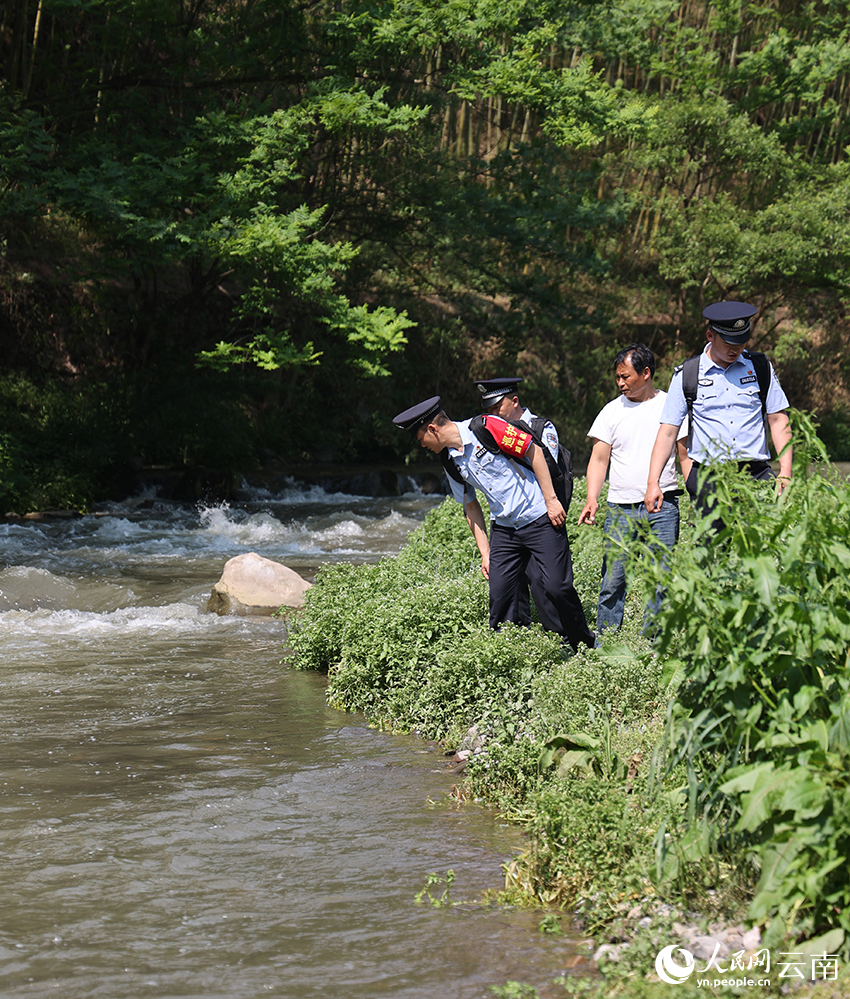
[579,344,686,634]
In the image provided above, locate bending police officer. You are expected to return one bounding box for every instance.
[474,376,560,627]
[392,396,595,651]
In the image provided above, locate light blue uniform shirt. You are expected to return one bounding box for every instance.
[445,419,548,528]
[660,346,789,463]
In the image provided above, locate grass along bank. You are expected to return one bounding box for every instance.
[288,413,850,996]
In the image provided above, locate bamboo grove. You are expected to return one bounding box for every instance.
[3,0,850,506]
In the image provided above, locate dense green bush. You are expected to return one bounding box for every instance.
[532,641,666,733]
[289,496,486,693]
[638,413,850,954]
[504,779,662,921]
[290,497,566,742]
[290,489,667,747]
[464,737,550,810]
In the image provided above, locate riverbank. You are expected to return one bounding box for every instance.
[287,427,850,998]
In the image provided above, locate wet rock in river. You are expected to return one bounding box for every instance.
[208,552,311,616]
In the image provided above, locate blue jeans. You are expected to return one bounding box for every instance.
[597,497,679,633]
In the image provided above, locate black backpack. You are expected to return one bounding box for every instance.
[679,350,771,450]
[440,415,573,512]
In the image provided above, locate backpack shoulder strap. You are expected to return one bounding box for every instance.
[680,356,700,402]
[742,350,770,412]
[679,356,701,450]
[439,447,465,485]
[468,414,502,455]
[742,349,771,443]
[528,416,546,439]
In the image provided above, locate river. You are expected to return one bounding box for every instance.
[0,482,585,998]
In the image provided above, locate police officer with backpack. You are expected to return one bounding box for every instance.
[476,378,562,465]
[474,377,573,627]
[644,301,793,523]
[392,396,595,651]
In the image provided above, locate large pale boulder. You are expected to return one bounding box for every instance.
[208,552,311,616]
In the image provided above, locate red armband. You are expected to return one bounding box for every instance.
[482,416,533,458]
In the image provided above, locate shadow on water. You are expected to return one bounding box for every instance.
[0,488,592,999]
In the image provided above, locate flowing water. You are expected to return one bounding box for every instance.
[0,482,585,999]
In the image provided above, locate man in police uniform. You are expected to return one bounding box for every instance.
[644,301,792,522]
[392,396,595,651]
[475,377,560,461]
[474,376,561,627]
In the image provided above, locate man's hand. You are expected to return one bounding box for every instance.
[578,499,598,526]
[480,552,490,580]
[644,482,664,513]
[777,475,791,495]
[546,497,566,527]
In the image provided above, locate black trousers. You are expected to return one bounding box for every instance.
[515,560,557,628]
[489,515,594,651]
[686,460,775,531]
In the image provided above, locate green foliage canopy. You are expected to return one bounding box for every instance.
[6,0,850,499]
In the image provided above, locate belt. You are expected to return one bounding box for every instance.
[611,491,680,507]
[492,512,553,531]
[691,460,770,475]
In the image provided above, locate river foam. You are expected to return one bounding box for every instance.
[0,492,442,646]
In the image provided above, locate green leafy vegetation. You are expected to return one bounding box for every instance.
[291,414,850,991]
[415,869,457,908]
[641,414,850,953]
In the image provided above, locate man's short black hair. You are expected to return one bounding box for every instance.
[614,343,655,377]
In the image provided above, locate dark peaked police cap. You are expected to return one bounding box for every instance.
[474,377,523,406]
[702,301,759,345]
[392,396,442,433]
